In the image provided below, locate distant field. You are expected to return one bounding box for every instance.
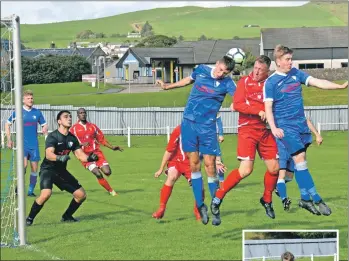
[10,3,348,49]
[10,81,347,108]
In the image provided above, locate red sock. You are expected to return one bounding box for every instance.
[263,170,278,203]
[98,178,113,192]
[160,184,173,208]
[216,169,243,200]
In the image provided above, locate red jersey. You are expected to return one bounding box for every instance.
[233,73,266,129]
[70,121,107,153]
[166,126,189,164]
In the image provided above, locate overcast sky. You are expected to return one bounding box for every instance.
[1,1,309,24]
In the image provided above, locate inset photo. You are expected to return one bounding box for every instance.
[243,230,339,261]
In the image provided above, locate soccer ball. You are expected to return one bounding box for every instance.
[225,48,246,65]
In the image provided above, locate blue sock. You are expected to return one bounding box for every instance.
[207,176,219,198]
[295,163,321,202]
[276,179,287,200]
[191,172,204,207]
[28,172,38,194]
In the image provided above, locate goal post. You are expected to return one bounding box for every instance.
[0,15,26,247]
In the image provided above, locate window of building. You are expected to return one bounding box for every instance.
[341,62,348,68]
[298,63,324,69]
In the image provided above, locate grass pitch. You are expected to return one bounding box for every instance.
[0,131,347,260]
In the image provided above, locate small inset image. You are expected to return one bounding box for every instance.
[243,230,339,261]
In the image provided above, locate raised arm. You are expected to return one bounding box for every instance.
[156,76,193,90]
[308,78,348,90]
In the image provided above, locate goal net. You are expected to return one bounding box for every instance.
[1,15,25,247]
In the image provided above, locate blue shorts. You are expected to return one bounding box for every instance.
[277,129,312,156]
[181,118,217,155]
[24,146,41,162]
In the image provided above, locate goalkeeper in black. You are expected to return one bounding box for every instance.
[26,110,98,225]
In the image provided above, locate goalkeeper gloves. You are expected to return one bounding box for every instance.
[56,155,70,163]
[87,153,98,162]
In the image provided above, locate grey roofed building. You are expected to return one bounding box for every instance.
[21,48,75,58]
[260,26,348,69]
[173,38,260,63]
[261,26,348,49]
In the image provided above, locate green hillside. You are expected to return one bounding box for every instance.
[17,2,347,49]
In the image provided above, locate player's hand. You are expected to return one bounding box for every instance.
[218,135,224,143]
[315,135,323,146]
[57,155,70,163]
[7,140,13,149]
[230,103,235,111]
[87,153,98,162]
[154,169,163,178]
[258,111,266,121]
[112,146,123,151]
[216,161,227,173]
[81,142,90,147]
[271,127,284,139]
[340,81,348,89]
[156,80,167,90]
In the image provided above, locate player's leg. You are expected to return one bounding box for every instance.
[59,170,87,222]
[216,142,224,187]
[87,161,116,196]
[26,169,53,225]
[258,131,279,218]
[152,165,180,219]
[28,152,40,196]
[181,120,205,210]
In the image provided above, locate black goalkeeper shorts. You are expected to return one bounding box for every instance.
[40,168,82,194]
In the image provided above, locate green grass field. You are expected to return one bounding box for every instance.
[10,3,348,48]
[0,131,347,260]
[4,81,345,108]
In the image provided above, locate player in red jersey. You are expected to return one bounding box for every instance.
[152,125,202,220]
[70,108,123,196]
[211,55,280,225]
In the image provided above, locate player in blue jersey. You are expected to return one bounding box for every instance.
[264,45,348,216]
[5,90,48,196]
[156,53,236,225]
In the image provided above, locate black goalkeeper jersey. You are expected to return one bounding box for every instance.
[40,129,80,170]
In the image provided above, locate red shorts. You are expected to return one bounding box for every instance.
[237,128,277,161]
[82,150,109,171]
[165,161,191,181]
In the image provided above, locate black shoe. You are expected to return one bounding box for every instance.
[26,217,34,226]
[275,188,280,198]
[298,199,321,215]
[61,215,79,223]
[315,200,332,216]
[282,197,292,211]
[27,192,36,197]
[210,198,222,226]
[260,197,275,219]
[197,203,209,225]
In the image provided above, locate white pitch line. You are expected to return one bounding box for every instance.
[25,245,63,260]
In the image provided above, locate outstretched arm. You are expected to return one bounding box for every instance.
[308,78,348,90]
[156,76,193,90]
[103,139,123,151]
[5,122,13,148]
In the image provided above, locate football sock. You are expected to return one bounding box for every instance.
[191,172,204,207]
[28,200,44,220]
[263,171,278,203]
[214,169,243,202]
[97,178,113,192]
[217,170,224,183]
[63,198,82,217]
[28,172,38,194]
[159,184,173,208]
[207,176,219,198]
[276,179,287,200]
[294,164,320,201]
